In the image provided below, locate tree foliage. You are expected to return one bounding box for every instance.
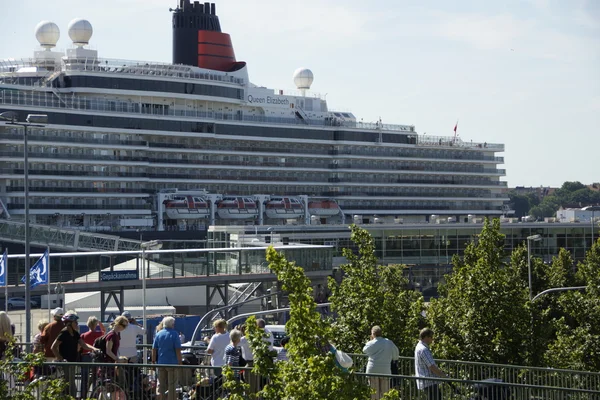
[0,340,72,400]
[328,225,424,356]
[427,218,532,365]
[225,247,372,399]
[512,181,600,219]
[544,241,600,371]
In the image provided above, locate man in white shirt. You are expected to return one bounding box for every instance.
[363,325,399,400]
[206,319,229,372]
[415,328,447,400]
[256,319,274,351]
[118,311,145,362]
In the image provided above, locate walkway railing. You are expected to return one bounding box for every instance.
[350,353,600,393]
[3,360,599,400]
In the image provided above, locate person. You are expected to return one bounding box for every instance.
[256,318,274,351]
[239,324,259,393]
[103,316,129,363]
[276,336,290,362]
[363,325,399,400]
[51,312,99,398]
[415,328,448,400]
[41,307,65,361]
[224,329,243,379]
[32,319,49,354]
[119,311,145,362]
[80,316,105,396]
[152,316,182,400]
[178,331,185,344]
[238,325,253,366]
[0,311,13,360]
[206,319,229,371]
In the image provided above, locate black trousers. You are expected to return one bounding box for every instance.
[424,384,442,400]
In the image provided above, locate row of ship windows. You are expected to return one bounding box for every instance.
[3,150,501,175]
[7,185,495,199]
[3,166,501,185]
[1,127,502,163]
[59,76,244,100]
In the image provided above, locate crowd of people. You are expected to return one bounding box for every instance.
[0,308,449,400]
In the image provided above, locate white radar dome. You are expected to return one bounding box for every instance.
[35,21,60,49]
[68,18,93,47]
[293,68,314,90]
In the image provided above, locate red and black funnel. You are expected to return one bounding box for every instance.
[172,1,246,72]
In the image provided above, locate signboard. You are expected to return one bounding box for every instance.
[100,270,139,282]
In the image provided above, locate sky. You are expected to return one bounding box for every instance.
[0,0,598,188]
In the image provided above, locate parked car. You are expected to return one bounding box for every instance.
[6,297,39,310]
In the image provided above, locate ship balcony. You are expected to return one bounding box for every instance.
[0,88,505,141]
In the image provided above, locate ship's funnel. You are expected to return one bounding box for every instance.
[172,1,245,72]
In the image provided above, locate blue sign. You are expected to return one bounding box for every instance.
[100,270,139,282]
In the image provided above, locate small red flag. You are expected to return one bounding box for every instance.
[453,121,458,133]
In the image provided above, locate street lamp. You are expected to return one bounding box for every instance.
[140,240,162,363]
[527,234,542,301]
[0,111,47,345]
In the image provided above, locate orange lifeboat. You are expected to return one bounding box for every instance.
[217,196,258,219]
[164,196,209,219]
[265,197,304,219]
[308,200,340,216]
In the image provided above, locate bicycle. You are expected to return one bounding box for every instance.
[89,353,128,400]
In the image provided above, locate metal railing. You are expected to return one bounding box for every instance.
[2,360,599,400]
[0,219,141,252]
[350,353,600,393]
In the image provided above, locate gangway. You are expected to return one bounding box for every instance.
[0,219,140,251]
[209,282,262,323]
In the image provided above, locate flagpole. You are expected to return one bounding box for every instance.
[47,246,51,322]
[3,251,6,313]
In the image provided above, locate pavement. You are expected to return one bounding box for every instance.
[6,308,53,343]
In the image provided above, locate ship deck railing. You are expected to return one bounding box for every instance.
[0,57,245,85]
[0,87,503,150]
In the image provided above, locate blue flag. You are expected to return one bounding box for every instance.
[0,250,6,287]
[21,250,49,288]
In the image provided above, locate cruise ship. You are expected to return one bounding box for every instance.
[0,1,508,236]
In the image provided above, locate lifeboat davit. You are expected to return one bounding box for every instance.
[217,196,258,219]
[308,200,340,216]
[265,197,304,219]
[164,196,209,219]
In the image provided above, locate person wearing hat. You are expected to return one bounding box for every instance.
[52,312,99,398]
[118,310,145,363]
[40,307,65,361]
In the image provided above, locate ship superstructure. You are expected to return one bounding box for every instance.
[0,1,508,233]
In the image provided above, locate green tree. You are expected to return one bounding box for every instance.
[328,225,424,355]
[0,339,72,400]
[224,247,372,399]
[544,241,600,371]
[427,218,531,364]
[508,192,532,218]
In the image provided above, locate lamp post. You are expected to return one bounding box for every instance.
[527,234,542,301]
[0,112,47,345]
[140,240,162,363]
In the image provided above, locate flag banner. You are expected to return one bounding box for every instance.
[0,250,6,287]
[21,250,49,288]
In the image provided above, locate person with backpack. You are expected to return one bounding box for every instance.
[51,312,99,398]
[95,316,129,363]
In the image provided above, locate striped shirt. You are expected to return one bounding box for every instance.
[225,344,241,377]
[415,340,437,389]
